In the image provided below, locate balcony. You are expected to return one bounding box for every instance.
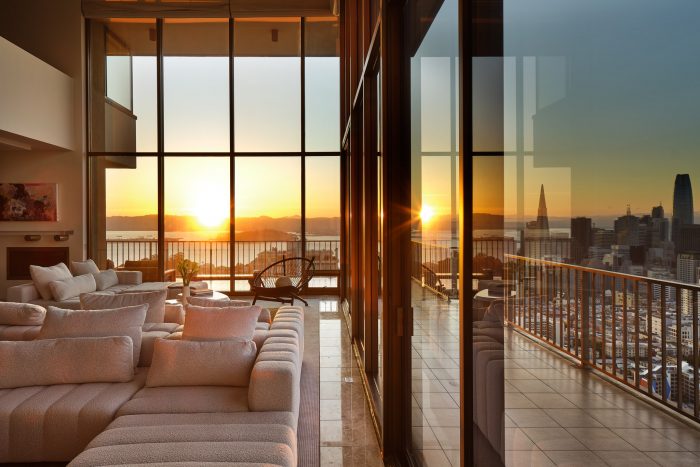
[411,248,700,466]
[105,238,340,291]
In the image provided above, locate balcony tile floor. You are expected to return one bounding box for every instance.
[411,284,700,466]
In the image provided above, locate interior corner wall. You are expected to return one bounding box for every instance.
[0,0,85,299]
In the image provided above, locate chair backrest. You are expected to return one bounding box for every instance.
[257,256,315,289]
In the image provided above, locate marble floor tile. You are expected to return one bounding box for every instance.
[542,450,607,466]
[521,427,587,451]
[612,428,685,452]
[565,427,636,451]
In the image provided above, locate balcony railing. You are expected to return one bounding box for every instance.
[504,254,700,424]
[106,239,340,282]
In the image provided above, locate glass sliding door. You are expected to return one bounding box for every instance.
[407,0,467,465]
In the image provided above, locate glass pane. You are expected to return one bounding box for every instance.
[306,156,341,287]
[89,19,157,152]
[89,156,159,274]
[163,19,230,153]
[234,157,301,291]
[234,18,301,152]
[498,0,700,447]
[408,0,465,465]
[164,157,230,292]
[305,17,340,152]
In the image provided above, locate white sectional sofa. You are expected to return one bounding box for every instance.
[7,262,171,311]
[0,303,305,465]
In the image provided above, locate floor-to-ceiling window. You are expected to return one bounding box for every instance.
[88,16,340,294]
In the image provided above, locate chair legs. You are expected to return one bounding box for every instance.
[291,294,309,306]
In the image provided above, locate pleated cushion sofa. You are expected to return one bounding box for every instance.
[0,301,305,466]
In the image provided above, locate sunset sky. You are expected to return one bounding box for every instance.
[107,0,700,232]
[105,55,340,225]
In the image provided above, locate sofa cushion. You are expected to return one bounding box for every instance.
[80,289,167,324]
[38,305,147,367]
[29,297,82,310]
[147,339,257,388]
[117,386,249,416]
[138,330,171,368]
[0,324,40,341]
[70,259,100,276]
[0,370,146,463]
[0,337,134,388]
[123,281,171,293]
[0,302,46,325]
[102,284,132,294]
[186,296,271,323]
[183,305,261,341]
[93,269,119,290]
[49,273,97,301]
[142,322,181,333]
[29,262,72,300]
[69,412,296,467]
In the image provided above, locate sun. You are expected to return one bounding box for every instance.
[192,186,229,229]
[420,204,435,224]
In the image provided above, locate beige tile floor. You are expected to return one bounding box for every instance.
[411,284,700,466]
[316,298,384,466]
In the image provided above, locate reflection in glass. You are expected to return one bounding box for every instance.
[163,19,229,153]
[89,19,157,152]
[234,157,301,291]
[408,1,467,465]
[165,157,230,291]
[234,18,301,152]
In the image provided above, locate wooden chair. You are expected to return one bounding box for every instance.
[249,256,315,306]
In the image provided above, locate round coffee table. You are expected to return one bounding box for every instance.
[168,290,230,304]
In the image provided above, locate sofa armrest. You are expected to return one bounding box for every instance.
[164,303,185,325]
[6,283,40,303]
[116,270,142,285]
[248,360,299,414]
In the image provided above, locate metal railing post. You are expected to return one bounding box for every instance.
[581,270,591,368]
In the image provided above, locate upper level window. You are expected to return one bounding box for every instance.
[163,18,230,153]
[234,18,301,152]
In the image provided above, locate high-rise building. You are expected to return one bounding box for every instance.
[677,224,700,253]
[592,228,615,248]
[614,205,642,246]
[526,184,550,237]
[677,252,700,284]
[571,217,592,263]
[672,174,694,245]
[647,205,669,247]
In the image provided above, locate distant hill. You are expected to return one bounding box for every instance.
[107,215,341,236]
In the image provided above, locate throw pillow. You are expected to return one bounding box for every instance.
[275,276,293,288]
[49,273,97,301]
[80,289,167,323]
[93,269,119,291]
[185,296,269,323]
[0,302,46,326]
[0,337,133,388]
[38,305,147,367]
[146,338,256,387]
[70,259,100,276]
[30,263,72,300]
[182,304,261,341]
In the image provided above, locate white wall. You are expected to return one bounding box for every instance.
[0,36,74,150]
[0,0,85,299]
